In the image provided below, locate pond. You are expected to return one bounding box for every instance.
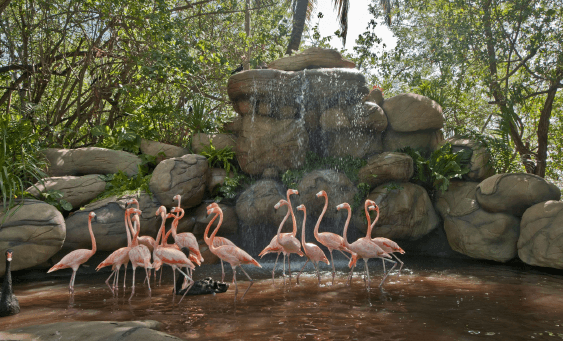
[2,256,563,340]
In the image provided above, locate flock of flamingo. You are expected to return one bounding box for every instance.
[46,189,405,302]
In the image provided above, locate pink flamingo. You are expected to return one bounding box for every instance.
[204,202,236,282]
[367,203,405,275]
[338,202,394,290]
[152,206,180,285]
[127,199,156,252]
[169,206,204,265]
[314,190,356,285]
[295,204,329,286]
[127,208,153,299]
[47,212,97,294]
[207,205,261,301]
[96,207,137,292]
[275,199,304,285]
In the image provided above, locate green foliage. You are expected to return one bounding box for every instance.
[281,152,367,189]
[35,189,73,212]
[352,182,371,212]
[93,125,142,154]
[199,142,237,175]
[214,173,251,201]
[95,167,152,202]
[399,143,471,194]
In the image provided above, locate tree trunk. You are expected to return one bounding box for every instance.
[285,0,309,55]
[534,84,559,178]
[244,0,251,70]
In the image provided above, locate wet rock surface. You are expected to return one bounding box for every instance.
[235,180,287,227]
[267,47,356,71]
[358,152,413,188]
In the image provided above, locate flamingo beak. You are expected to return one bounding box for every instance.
[7,252,12,262]
[316,191,323,197]
[274,203,280,209]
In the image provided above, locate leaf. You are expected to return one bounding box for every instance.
[60,200,73,211]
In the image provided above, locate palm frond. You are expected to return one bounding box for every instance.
[332,0,349,45]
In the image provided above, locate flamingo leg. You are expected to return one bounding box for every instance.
[172,268,177,294]
[232,266,238,301]
[239,266,254,300]
[392,254,404,275]
[123,263,128,289]
[288,254,292,284]
[296,258,309,285]
[129,267,136,301]
[178,270,194,304]
[145,267,151,292]
[159,266,163,286]
[282,253,286,286]
[382,258,386,273]
[364,259,371,290]
[272,252,280,286]
[69,270,77,294]
[338,250,351,260]
[105,270,116,293]
[329,250,336,285]
[221,260,226,283]
[314,262,321,286]
[379,259,397,288]
[115,266,120,290]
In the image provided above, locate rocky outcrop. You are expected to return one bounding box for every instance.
[192,202,238,236]
[0,320,184,341]
[447,137,495,181]
[363,182,440,240]
[476,173,561,216]
[140,139,189,164]
[236,115,308,175]
[236,180,287,226]
[320,129,383,159]
[0,200,65,276]
[358,152,413,188]
[27,175,106,209]
[63,192,160,251]
[207,168,227,194]
[268,47,355,71]
[191,133,237,154]
[435,181,520,262]
[382,93,444,132]
[149,154,209,208]
[363,87,384,106]
[518,201,563,269]
[319,102,387,132]
[43,147,141,177]
[382,128,444,154]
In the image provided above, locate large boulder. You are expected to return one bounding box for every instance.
[224,115,243,135]
[435,181,520,262]
[363,182,440,240]
[382,93,444,132]
[236,180,287,227]
[0,320,184,341]
[358,152,413,188]
[363,87,384,106]
[140,139,189,164]
[63,192,160,251]
[149,154,209,209]
[518,201,563,269]
[191,133,237,154]
[207,168,227,194]
[319,102,387,132]
[0,200,65,276]
[321,129,383,159]
[268,47,355,71]
[382,128,444,154]
[192,202,238,236]
[447,137,495,181]
[476,173,561,216]
[27,175,106,209]
[236,115,308,175]
[43,147,142,177]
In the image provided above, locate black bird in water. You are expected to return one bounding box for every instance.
[175,247,228,296]
[230,64,243,75]
[1,249,20,317]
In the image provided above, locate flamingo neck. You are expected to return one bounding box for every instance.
[2,257,12,299]
[276,203,291,244]
[131,223,140,247]
[155,211,167,246]
[88,215,97,254]
[170,209,184,239]
[204,212,220,245]
[287,194,297,236]
[209,210,224,252]
[341,206,352,249]
[124,210,132,247]
[314,194,328,240]
[364,201,371,237]
[300,208,307,247]
[367,209,380,238]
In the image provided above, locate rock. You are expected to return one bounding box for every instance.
[518,201,563,268]
[363,87,384,106]
[447,137,495,181]
[279,105,298,119]
[268,47,355,71]
[363,183,440,240]
[319,102,387,132]
[27,175,106,209]
[63,192,161,251]
[382,128,444,154]
[149,154,209,209]
[140,139,189,164]
[296,170,357,220]
[0,320,184,341]
[191,133,237,154]
[382,93,443,132]
[0,200,65,276]
[42,147,142,177]
[236,115,308,175]
[192,202,238,236]
[262,167,279,179]
[224,115,243,134]
[258,102,271,115]
[320,106,351,131]
[321,129,383,159]
[358,152,413,188]
[234,100,253,115]
[236,180,287,226]
[207,168,227,194]
[476,173,561,216]
[356,102,388,132]
[435,181,520,262]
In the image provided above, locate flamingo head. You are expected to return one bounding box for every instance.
[206,202,219,210]
[127,198,139,208]
[348,253,358,268]
[365,199,376,207]
[396,247,406,254]
[336,203,350,211]
[6,249,13,262]
[170,207,177,213]
[287,189,298,196]
[88,211,97,219]
[316,190,326,198]
[131,208,142,216]
[173,194,181,203]
[274,199,287,210]
[368,204,379,212]
[207,206,220,217]
[155,206,166,215]
[296,204,305,211]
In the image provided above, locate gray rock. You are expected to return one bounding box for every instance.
[383,128,444,154]
[0,320,184,341]
[279,105,298,119]
[363,182,440,240]
[518,200,563,269]
[262,167,279,179]
[382,93,444,132]
[447,137,495,181]
[27,175,106,209]
[358,152,413,188]
[268,47,355,71]
[191,133,237,154]
[435,181,520,262]
[0,200,65,276]
[63,192,161,251]
[224,115,243,135]
[236,115,308,175]
[43,147,141,177]
[320,106,352,131]
[207,168,227,194]
[149,154,209,209]
[322,129,383,159]
[319,102,387,132]
[236,180,287,226]
[140,139,189,164]
[476,173,561,216]
[192,202,238,236]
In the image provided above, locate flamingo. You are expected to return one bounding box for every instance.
[127,208,153,299]
[127,199,156,252]
[275,199,304,285]
[204,202,236,283]
[95,207,136,292]
[314,190,356,285]
[367,204,405,275]
[169,206,203,265]
[152,206,179,286]
[338,202,395,290]
[47,212,97,294]
[295,204,329,286]
[1,249,20,317]
[207,205,261,301]
[258,189,299,285]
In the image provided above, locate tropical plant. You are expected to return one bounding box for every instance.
[199,143,237,176]
[95,167,152,203]
[35,189,73,212]
[214,173,251,201]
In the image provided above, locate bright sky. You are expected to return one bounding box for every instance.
[311,0,397,54]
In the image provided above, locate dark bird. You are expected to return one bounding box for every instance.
[175,247,229,295]
[230,64,243,75]
[1,249,20,317]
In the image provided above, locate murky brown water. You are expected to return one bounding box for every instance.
[2,258,563,340]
